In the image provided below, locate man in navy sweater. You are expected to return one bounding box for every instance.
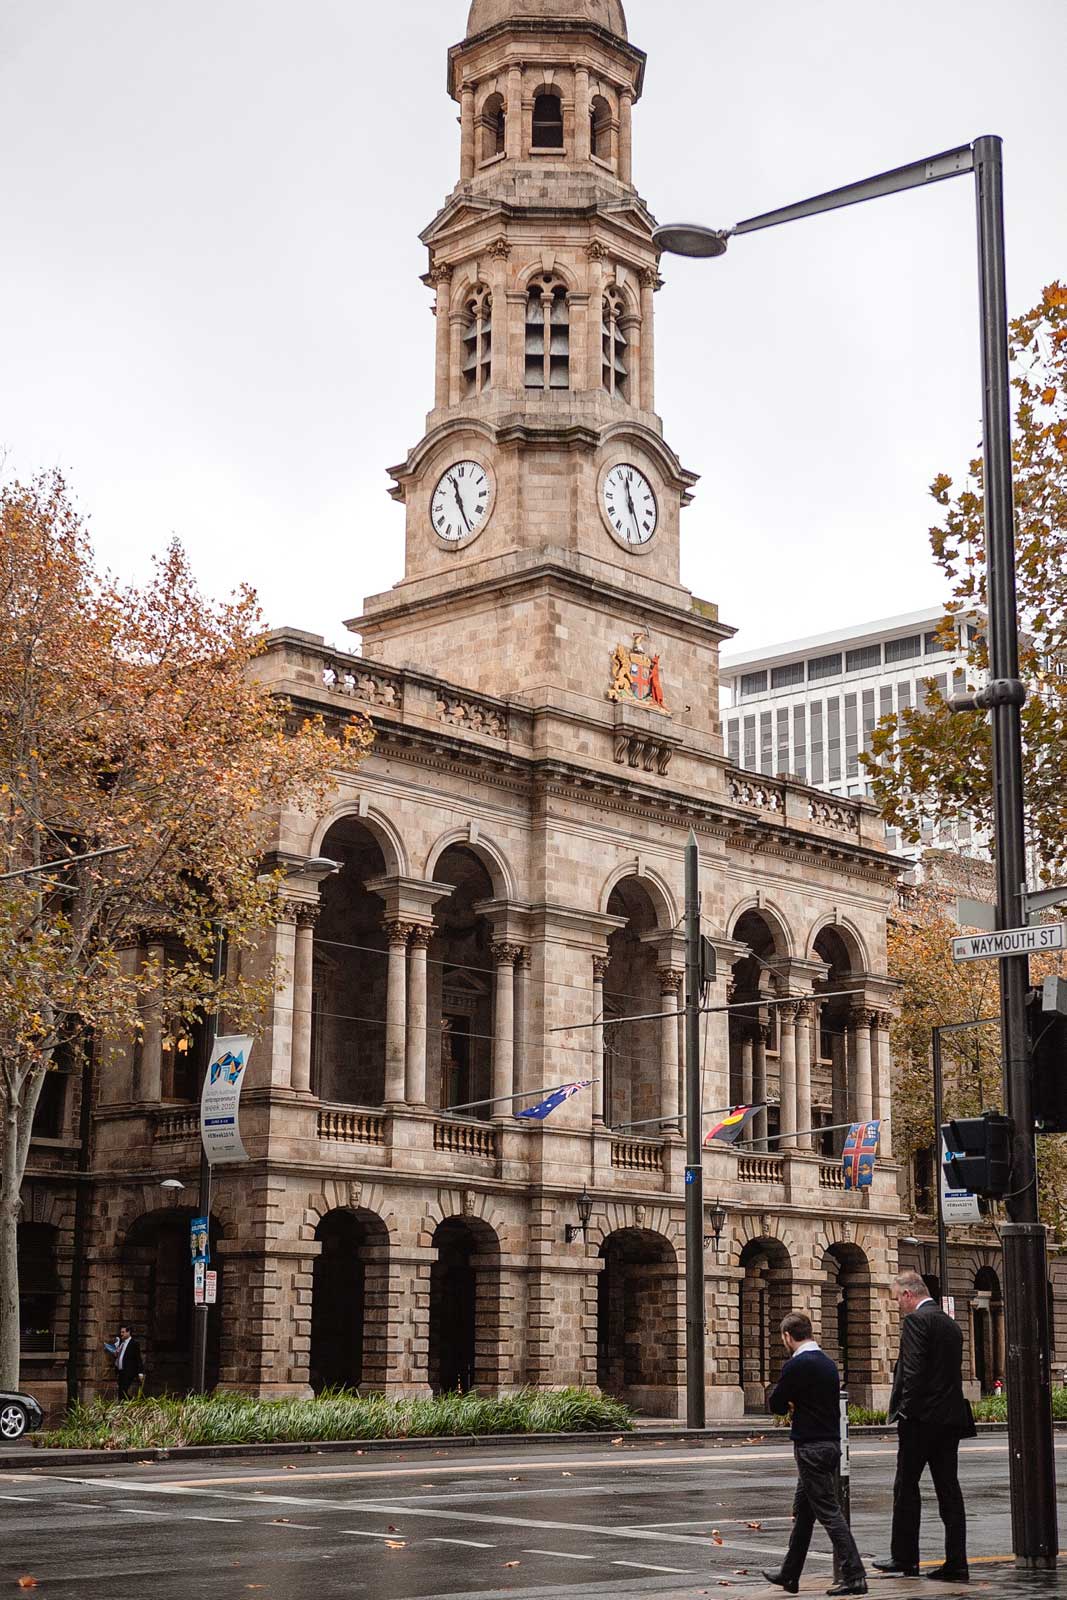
[763,1311,868,1597]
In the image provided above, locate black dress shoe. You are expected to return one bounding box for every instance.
[872,1556,920,1576]
[826,1581,869,1597]
[926,1568,970,1583]
[761,1573,799,1595]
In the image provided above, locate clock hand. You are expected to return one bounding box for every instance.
[622,477,641,540]
[450,475,473,533]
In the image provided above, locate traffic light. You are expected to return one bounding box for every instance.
[941,1112,1013,1198]
[1030,980,1067,1134]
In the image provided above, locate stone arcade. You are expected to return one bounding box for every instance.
[24,0,906,1418]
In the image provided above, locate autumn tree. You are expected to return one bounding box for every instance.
[0,474,372,1388]
[865,283,1067,878]
[890,872,1067,1238]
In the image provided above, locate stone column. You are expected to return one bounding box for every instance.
[460,83,476,180]
[405,926,432,1107]
[585,241,606,394]
[795,1001,814,1151]
[740,1031,754,1106]
[873,1010,894,1157]
[778,1002,799,1150]
[448,309,466,407]
[491,943,521,1121]
[383,921,412,1106]
[431,266,453,410]
[639,267,657,411]
[506,64,523,161]
[852,1009,875,1123]
[514,948,530,1099]
[592,954,610,1125]
[574,66,591,161]
[658,968,683,1132]
[488,238,511,392]
[138,940,166,1102]
[267,910,297,1090]
[290,905,318,1094]
[753,1024,770,1149]
[618,88,634,182]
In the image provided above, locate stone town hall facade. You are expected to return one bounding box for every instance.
[21,0,904,1418]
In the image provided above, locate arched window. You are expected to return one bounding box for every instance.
[532,90,564,150]
[479,93,505,163]
[525,276,570,391]
[602,286,628,399]
[462,284,493,396]
[591,95,612,161]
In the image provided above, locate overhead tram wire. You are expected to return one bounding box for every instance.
[548,986,866,1032]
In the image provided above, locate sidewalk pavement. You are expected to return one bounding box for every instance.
[641,1564,1066,1597]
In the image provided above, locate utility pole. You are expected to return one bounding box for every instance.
[191,924,225,1396]
[684,832,706,1428]
[973,135,1058,1567]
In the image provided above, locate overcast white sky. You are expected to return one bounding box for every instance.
[2,0,1065,657]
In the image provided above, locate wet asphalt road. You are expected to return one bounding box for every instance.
[1,1433,1065,1599]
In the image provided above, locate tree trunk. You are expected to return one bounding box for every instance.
[0,1102,23,1389]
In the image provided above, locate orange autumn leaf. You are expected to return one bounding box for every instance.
[1042,387,1058,405]
[17,1582,39,1591]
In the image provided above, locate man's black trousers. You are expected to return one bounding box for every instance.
[891,1419,967,1572]
[781,1440,865,1586]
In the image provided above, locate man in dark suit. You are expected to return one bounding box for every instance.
[874,1270,976,1582]
[114,1325,145,1399]
[763,1311,867,1597]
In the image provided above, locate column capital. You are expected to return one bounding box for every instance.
[777,999,803,1025]
[407,925,434,951]
[294,903,320,932]
[657,967,684,996]
[490,941,525,968]
[851,1006,881,1030]
[384,919,419,948]
[592,954,612,983]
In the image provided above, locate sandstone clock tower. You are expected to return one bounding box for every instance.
[352,0,732,742]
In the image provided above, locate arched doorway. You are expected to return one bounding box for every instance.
[821,1242,872,1393]
[314,817,390,1104]
[121,1210,223,1394]
[603,880,664,1129]
[972,1266,1004,1394]
[597,1228,680,1417]
[739,1238,793,1413]
[429,847,495,1114]
[729,910,786,1148]
[813,927,861,1156]
[309,1209,389,1394]
[428,1217,501,1393]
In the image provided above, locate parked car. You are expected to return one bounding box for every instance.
[0,1392,44,1442]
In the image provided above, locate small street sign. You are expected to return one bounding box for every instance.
[193,1261,206,1305]
[952,923,1067,963]
[204,1270,218,1306]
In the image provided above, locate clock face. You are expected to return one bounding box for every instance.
[603,464,658,546]
[430,461,493,544]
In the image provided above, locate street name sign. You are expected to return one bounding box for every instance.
[952,923,1067,963]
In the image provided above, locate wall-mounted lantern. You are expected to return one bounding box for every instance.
[704,1198,728,1252]
[565,1187,594,1245]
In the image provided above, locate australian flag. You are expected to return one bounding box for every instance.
[516,1081,594,1121]
[842,1120,881,1190]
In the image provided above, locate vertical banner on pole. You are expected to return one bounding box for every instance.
[199,1035,253,1165]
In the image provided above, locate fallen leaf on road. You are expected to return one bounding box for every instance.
[611,1437,624,1446]
[745,1520,763,1530]
[711,1530,724,1545]
[283,1465,297,1471]
[503,1561,521,1568]
[271,1518,290,1524]
[387,1524,399,1532]
[17,1581,39,1591]
[508,1476,522,1482]
[385,1541,406,1550]
[561,1472,573,1478]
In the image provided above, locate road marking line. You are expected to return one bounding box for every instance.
[524,1549,595,1561]
[342,1530,408,1541]
[267,1522,321,1530]
[612,1559,692,1574]
[118,1507,169,1515]
[0,1494,35,1502]
[188,1515,244,1523]
[431,1537,496,1548]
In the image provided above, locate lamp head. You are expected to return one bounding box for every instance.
[653,223,731,259]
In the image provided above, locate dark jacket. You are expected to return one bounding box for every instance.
[768,1346,842,1444]
[889,1299,976,1435]
[116,1338,144,1380]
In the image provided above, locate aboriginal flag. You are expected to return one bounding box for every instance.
[704,1105,760,1146]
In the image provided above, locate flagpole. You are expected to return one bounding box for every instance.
[439,1078,598,1119]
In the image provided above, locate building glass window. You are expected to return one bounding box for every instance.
[461,284,493,396]
[18,1223,61,1354]
[777,708,790,774]
[808,653,843,682]
[760,711,774,774]
[743,715,756,771]
[886,634,921,663]
[727,719,740,765]
[525,276,570,390]
[846,644,881,673]
[740,670,768,698]
[601,287,628,398]
[810,702,824,785]
[844,693,858,778]
[862,688,876,755]
[771,661,805,690]
[793,705,807,781]
[925,629,952,655]
[897,682,913,715]
[532,90,564,149]
[827,698,841,782]
[880,685,894,720]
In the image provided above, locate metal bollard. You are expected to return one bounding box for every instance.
[834,1387,851,1581]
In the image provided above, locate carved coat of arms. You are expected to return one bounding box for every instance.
[608,631,669,713]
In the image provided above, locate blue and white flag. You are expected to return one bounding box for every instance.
[516,1081,594,1121]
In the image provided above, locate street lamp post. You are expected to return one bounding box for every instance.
[655,136,1057,1568]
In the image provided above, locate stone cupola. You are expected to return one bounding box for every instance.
[466,0,628,40]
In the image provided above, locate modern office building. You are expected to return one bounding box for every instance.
[720,606,985,855]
